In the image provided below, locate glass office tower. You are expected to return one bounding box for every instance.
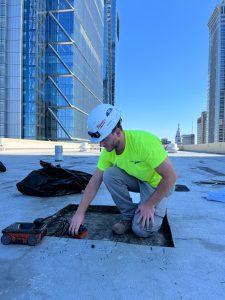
[0,0,23,138]
[103,0,119,105]
[207,1,225,142]
[0,0,7,137]
[23,0,104,140]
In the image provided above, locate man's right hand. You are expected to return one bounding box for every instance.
[69,211,85,235]
[68,169,103,236]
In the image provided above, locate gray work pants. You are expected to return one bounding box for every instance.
[103,166,171,238]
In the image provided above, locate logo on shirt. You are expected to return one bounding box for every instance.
[130,160,142,164]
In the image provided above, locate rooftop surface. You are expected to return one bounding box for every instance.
[0,149,225,300]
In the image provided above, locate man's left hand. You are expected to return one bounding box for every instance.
[136,202,155,228]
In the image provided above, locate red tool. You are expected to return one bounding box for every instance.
[70,225,88,239]
[1,222,47,246]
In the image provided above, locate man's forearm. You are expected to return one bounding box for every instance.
[77,177,101,214]
[147,176,176,207]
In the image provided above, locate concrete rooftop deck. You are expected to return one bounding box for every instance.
[0,149,225,300]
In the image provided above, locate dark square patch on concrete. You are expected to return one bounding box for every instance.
[175,184,190,192]
[47,204,174,247]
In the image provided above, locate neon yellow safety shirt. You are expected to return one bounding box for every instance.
[97,130,168,188]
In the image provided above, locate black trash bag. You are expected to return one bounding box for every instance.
[16,160,92,197]
[0,161,6,172]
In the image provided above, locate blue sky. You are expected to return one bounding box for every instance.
[115,0,219,142]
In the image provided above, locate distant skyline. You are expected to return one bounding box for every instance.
[115,0,219,142]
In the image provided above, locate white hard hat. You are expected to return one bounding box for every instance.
[87,104,121,143]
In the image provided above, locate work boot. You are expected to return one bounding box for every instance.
[112,219,132,235]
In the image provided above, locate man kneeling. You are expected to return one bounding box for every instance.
[69,104,177,238]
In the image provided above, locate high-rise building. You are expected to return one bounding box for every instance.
[0,0,104,141]
[182,134,195,145]
[197,111,207,144]
[207,1,225,143]
[175,123,182,144]
[103,0,119,105]
[0,0,23,138]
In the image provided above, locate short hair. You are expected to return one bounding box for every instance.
[112,119,122,132]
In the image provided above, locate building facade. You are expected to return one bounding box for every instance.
[0,0,105,141]
[175,123,182,144]
[103,0,119,105]
[197,111,207,144]
[207,1,225,143]
[182,134,195,145]
[23,0,104,140]
[0,0,23,138]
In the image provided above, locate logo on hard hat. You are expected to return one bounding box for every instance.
[97,119,106,129]
[106,108,113,116]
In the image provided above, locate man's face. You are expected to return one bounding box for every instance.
[100,131,119,152]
